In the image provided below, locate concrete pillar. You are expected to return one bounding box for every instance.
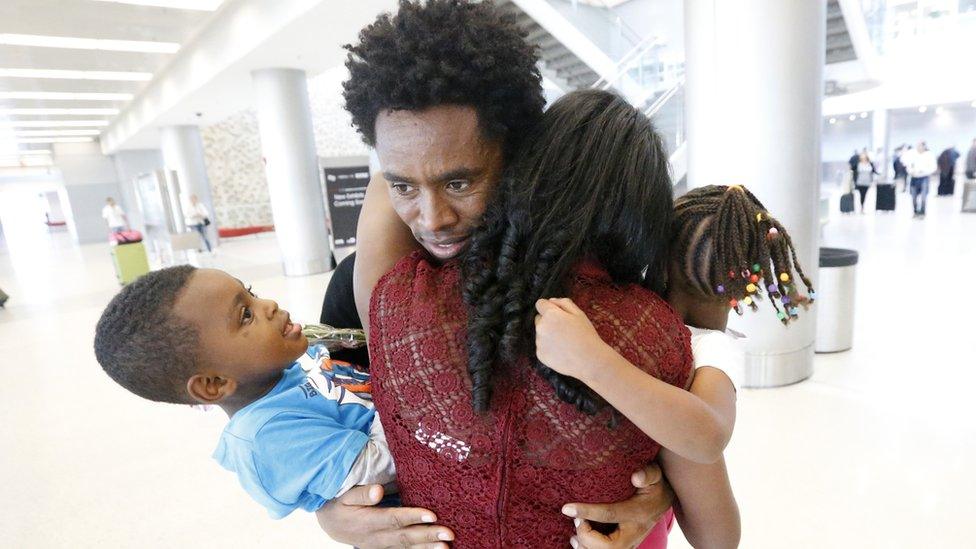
[251,68,330,276]
[871,108,889,180]
[684,0,825,387]
[160,125,217,244]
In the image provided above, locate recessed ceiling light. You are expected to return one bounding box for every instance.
[0,120,110,128]
[918,106,928,113]
[0,91,133,101]
[16,137,94,143]
[0,68,152,81]
[848,114,857,121]
[90,0,223,10]
[15,129,101,137]
[829,117,837,124]
[0,108,119,115]
[859,112,868,118]
[0,34,179,54]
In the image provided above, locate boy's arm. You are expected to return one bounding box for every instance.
[352,173,421,336]
[658,448,740,549]
[535,298,736,464]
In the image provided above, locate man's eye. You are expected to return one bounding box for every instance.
[241,307,253,324]
[392,183,414,195]
[446,180,470,192]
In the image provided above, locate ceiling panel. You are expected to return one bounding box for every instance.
[0,0,214,43]
[0,0,219,144]
[0,45,172,73]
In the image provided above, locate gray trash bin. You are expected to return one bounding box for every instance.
[815,247,858,353]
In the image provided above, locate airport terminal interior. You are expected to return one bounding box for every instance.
[2,0,975,547]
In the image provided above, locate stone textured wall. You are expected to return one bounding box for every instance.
[200,66,368,228]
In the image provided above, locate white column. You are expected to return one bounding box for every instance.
[684,0,825,387]
[160,125,217,243]
[871,108,889,180]
[251,68,330,277]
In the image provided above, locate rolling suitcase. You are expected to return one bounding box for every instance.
[840,192,855,213]
[875,183,895,211]
[963,180,976,213]
[111,242,150,285]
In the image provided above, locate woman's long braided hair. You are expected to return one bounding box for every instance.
[670,185,815,321]
[461,89,673,414]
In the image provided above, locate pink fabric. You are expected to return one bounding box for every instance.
[638,508,675,549]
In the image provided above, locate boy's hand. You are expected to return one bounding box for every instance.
[534,298,613,382]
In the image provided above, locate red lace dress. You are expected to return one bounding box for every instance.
[369,252,693,547]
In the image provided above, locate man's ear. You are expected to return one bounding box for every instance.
[186,374,236,404]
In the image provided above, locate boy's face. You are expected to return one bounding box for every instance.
[173,269,308,402]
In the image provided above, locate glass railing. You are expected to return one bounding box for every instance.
[542,0,644,62]
[644,78,685,157]
[860,0,976,55]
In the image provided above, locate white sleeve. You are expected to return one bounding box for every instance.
[691,332,745,391]
[334,416,397,498]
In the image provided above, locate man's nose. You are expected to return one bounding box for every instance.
[418,192,459,234]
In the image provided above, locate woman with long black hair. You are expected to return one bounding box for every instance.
[354,89,738,548]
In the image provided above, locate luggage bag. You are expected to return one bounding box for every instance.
[875,183,896,211]
[840,192,855,213]
[963,180,976,213]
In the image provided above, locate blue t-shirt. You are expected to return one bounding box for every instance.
[212,344,375,519]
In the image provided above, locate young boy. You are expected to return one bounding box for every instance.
[94,265,395,519]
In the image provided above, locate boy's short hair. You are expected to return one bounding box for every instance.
[94,265,199,404]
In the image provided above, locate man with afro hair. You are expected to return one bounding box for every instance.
[318,1,675,548]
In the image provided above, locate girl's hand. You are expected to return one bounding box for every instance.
[534,298,613,382]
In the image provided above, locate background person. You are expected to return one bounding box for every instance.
[893,145,909,192]
[854,151,877,213]
[936,146,960,196]
[185,194,213,252]
[906,141,937,218]
[101,197,127,234]
[965,138,976,180]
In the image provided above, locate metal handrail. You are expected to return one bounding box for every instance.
[592,35,662,90]
[644,75,684,117]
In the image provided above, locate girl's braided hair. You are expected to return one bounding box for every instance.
[671,185,815,321]
[461,89,673,415]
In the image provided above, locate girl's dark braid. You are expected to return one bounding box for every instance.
[671,185,815,323]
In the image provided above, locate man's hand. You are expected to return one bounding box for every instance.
[562,462,674,549]
[315,484,454,549]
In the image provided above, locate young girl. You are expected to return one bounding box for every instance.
[535,184,815,545]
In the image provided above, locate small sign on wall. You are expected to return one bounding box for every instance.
[323,164,369,248]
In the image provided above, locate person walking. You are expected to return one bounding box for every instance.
[854,151,877,213]
[906,141,936,218]
[965,138,976,180]
[184,194,212,252]
[101,197,127,234]
[893,145,909,192]
[936,146,960,196]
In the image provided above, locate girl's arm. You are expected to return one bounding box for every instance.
[352,174,421,335]
[534,298,735,464]
[658,448,740,548]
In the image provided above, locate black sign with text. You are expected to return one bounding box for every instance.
[323,165,369,247]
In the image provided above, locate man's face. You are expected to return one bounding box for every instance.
[173,269,308,393]
[374,105,504,261]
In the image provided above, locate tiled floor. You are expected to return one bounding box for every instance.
[1,186,973,548]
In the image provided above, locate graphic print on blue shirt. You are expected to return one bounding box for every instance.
[212,343,376,518]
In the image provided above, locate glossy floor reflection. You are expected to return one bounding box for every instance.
[1,188,972,548]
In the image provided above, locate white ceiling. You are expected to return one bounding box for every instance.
[0,0,219,157]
